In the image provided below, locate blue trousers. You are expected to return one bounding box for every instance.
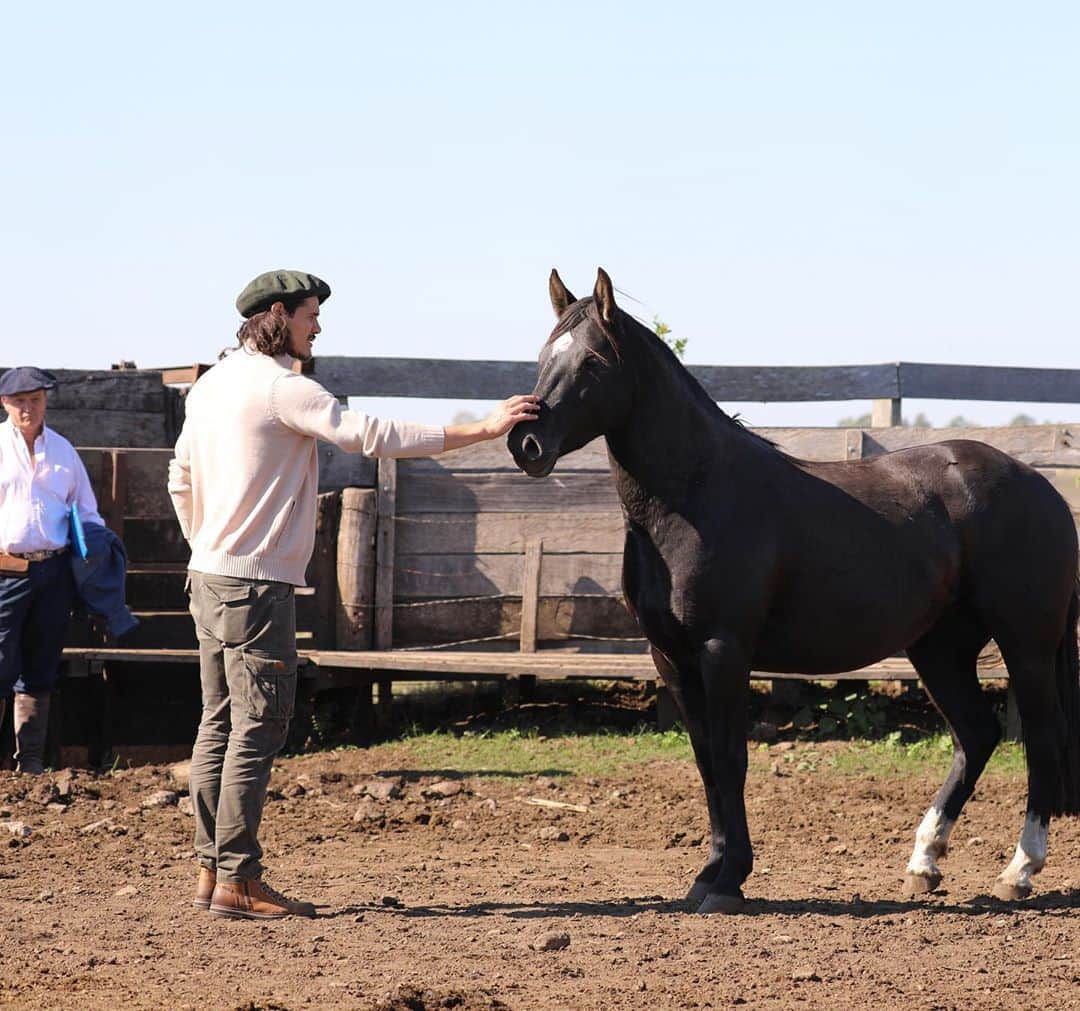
[0,554,74,696]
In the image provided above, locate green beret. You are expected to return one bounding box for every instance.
[235,270,331,318]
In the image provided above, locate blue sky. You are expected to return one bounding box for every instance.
[3,1,1078,427]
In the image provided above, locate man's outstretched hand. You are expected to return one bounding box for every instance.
[441,394,540,452]
[483,394,541,437]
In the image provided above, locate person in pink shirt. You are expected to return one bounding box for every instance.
[168,270,538,920]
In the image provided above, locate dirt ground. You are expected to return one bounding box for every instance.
[2,737,1080,1011]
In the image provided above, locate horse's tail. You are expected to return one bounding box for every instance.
[1053,584,1080,816]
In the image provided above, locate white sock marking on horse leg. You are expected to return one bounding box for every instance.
[906,805,954,878]
[997,814,1047,892]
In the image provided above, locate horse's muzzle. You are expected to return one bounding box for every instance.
[507,424,557,478]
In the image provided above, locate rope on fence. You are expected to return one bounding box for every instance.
[396,633,520,651]
[339,591,628,610]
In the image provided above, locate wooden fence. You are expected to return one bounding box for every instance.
[7,357,1080,761]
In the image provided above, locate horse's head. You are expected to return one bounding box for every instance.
[508,268,634,478]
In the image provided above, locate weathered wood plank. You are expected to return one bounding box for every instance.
[123,519,189,563]
[77,449,175,517]
[125,568,188,610]
[308,356,1080,406]
[302,649,998,683]
[50,410,174,448]
[308,357,904,403]
[391,595,640,646]
[397,424,1080,476]
[311,357,538,400]
[395,511,626,554]
[118,612,198,649]
[854,426,1080,466]
[692,363,901,402]
[398,472,621,513]
[28,369,171,410]
[393,552,623,599]
[317,442,377,492]
[56,645,1009,684]
[899,362,1080,403]
[401,440,610,474]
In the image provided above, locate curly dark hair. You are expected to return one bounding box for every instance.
[228,293,310,359]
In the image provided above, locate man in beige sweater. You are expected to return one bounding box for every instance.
[167,270,538,920]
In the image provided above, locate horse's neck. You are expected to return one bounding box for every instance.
[605,341,735,526]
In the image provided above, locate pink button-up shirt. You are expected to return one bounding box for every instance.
[0,422,103,554]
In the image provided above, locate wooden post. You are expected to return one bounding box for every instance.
[335,488,377,649]
[374,459,397,730]
[1005,682,1022,742]
[871,398,902,428]
[519,539,543,653]
[844,429,863,459]
[100,451,129,539]
[506,538,543,706]
[308,491,341,649]
[656,686,680,731]
[770,678,805,709]
[374,459,397,650]
[86,660,109,768]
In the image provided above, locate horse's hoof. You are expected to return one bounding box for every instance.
[902,872,942,897]
[696,892,745,915]
[992,879,1032,902]
[685,880,711,908]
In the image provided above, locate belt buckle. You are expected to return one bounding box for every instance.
[21,548,64,563]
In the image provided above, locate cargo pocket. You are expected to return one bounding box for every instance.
[200,576,256,646]
[242,649,297,722]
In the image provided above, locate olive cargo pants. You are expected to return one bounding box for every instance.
[187,572,297,882]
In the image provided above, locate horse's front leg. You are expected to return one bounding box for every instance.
[695,636,753,914]
[648,646,726,906]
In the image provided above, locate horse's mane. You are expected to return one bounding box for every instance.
[552,298,782,455]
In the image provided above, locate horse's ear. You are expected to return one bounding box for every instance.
[549,269,576,317]
[594,267,617,326]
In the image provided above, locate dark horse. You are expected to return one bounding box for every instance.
[508,268,1080,913]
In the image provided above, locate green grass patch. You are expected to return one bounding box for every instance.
[373,728,1029,782]
[822,732,1027,778]
[388,727,692,780]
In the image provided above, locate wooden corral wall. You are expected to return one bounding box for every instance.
[354,426,1080,653]
[0,368,184,447]
[78,424,1080,660]
[6,357,1080,762]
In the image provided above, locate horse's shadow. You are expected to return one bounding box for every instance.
[318,889,1080,921]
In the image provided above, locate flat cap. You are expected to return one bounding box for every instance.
[0,366,58,397]
[236,269,331,318]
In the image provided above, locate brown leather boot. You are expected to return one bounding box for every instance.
[209,879,316,920]
[193,867,216,910]
[13,693,49,775]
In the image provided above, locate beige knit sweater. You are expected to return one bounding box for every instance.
[167,347,444,586]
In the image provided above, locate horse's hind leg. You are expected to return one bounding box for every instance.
[903,611,998,896]
[990,639,1072,900]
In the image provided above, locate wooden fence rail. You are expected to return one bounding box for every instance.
[304,357,1080,412]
